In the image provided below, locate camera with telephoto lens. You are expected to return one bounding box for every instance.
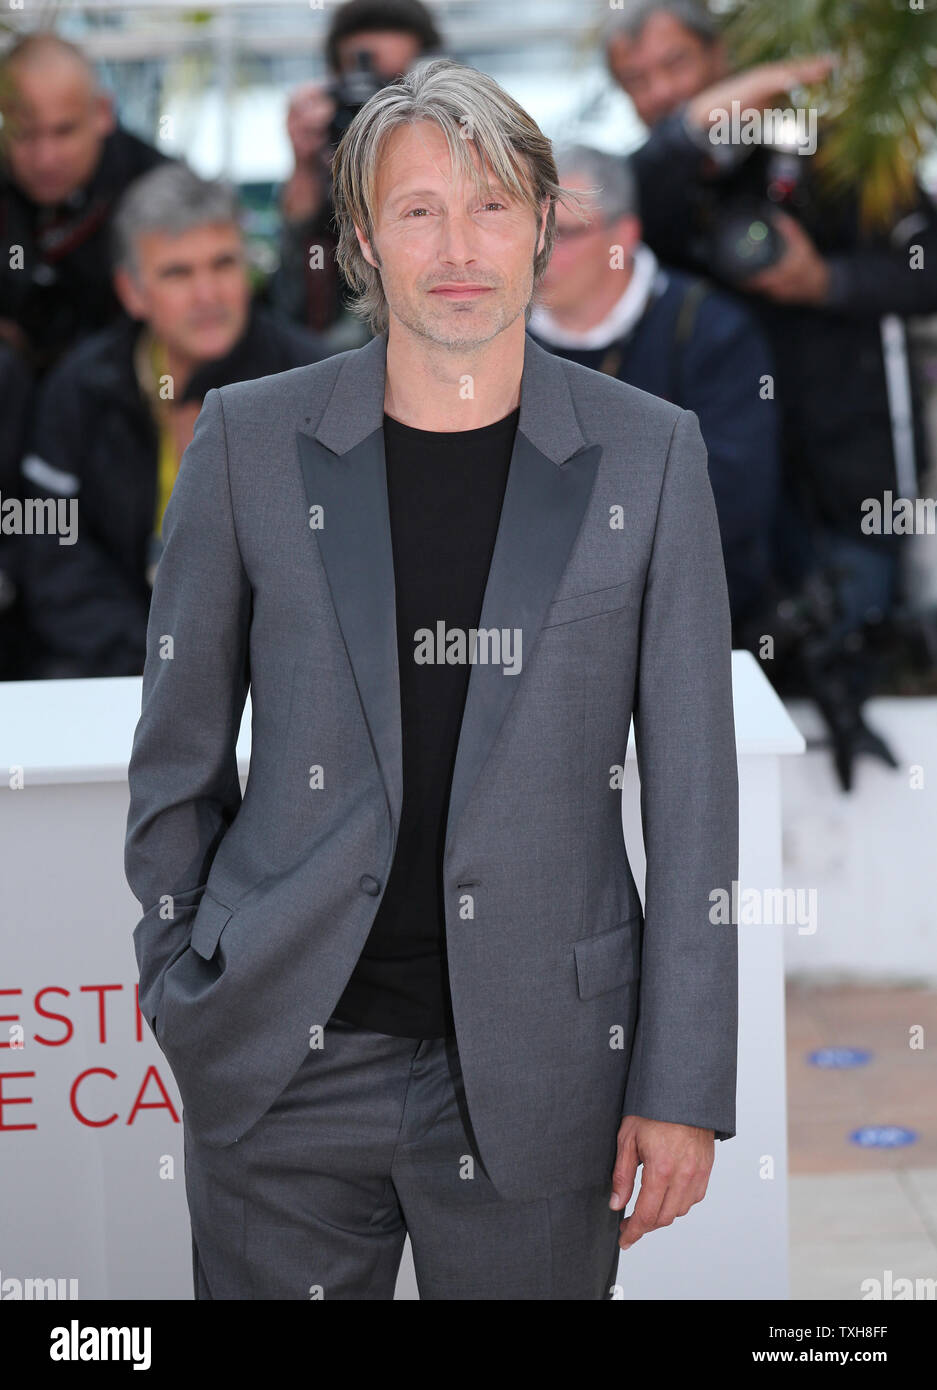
[326,50,397,151]
[705,145,811,283]
[708,197,785,281]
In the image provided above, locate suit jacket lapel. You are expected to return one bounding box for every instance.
[443,430,601,858]
[296,329,603,857]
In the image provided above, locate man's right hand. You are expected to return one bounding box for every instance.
[686,53,837,134]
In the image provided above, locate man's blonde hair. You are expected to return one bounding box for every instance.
[330,57,597,334]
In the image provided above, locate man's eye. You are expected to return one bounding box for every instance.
[404,203,505,216]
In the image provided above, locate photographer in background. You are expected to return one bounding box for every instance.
[269,0,443,347]
[20,163,327,680]
[604,0,937,788]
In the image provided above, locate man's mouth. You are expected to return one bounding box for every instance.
[429,285,492,299]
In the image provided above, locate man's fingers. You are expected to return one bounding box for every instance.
[789,53,837,83]
[618,1166,669,1249]
[654,1169,711,1228]
[771,210,803,239]
[609,1134,639,1211]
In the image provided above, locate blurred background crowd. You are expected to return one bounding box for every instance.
[2,0,937,795]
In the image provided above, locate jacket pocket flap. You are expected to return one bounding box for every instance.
[189,893,234,960]
[574,914,642,1000]
[542,578,640,628]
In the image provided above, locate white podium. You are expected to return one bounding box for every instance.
[0,649,802,1300]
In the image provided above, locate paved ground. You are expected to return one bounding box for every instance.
[786,983,937,1298]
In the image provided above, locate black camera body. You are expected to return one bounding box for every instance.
[326,50,397,151]
[704,148,812,283]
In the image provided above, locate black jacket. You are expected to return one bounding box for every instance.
[0,344,34,678]
[20,304,329,677]
[0,125,170,374]
[0,340,33,501]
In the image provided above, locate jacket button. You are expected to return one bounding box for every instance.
[359,874,382,895]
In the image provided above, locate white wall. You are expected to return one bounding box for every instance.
[781,698,937,985]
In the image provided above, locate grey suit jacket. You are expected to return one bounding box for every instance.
[124,327,739,1202]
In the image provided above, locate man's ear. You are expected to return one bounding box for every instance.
[536,199,550,258]
[354,222,380,270]
[93,90,117,139]
[113,265,146,320]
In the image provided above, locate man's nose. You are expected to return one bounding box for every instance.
[646,75,681,121]
[437,209,478,261]
[32,136,62,171]
[190,270,225,304]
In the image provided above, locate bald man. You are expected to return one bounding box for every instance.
[0,33,171,372]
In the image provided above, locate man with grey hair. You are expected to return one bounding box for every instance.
[602,0,725,130]
[125,57,738,1300]
[528,143,779,629]
[20,161,327,678]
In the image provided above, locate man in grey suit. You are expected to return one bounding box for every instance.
[125,57,739,1301]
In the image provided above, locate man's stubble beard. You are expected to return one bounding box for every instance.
[380,256,536,352]
[390,294,525,351]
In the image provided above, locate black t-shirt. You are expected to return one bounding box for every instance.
[331,404,519,1038]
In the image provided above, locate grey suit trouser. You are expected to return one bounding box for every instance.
[182,1016,622,1300]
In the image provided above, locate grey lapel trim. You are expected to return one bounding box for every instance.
[296,329,603,858]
